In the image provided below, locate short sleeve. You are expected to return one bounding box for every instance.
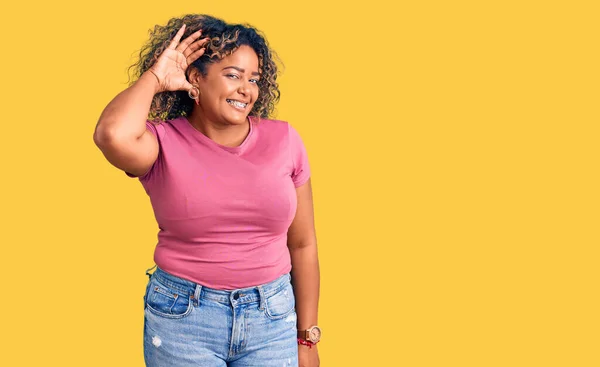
[288,123,311,187]
[125,121,163,181]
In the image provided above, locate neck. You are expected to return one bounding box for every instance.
[186,108,251,148]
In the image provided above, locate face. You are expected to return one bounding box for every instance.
[195,45,260,125]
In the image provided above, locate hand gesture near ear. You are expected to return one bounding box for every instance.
[147,24,209,93]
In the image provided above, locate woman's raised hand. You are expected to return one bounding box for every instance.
[147,24,209,93]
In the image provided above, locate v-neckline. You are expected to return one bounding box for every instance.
[179,115,255,156]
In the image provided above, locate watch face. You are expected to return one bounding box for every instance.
[309,327,321,342]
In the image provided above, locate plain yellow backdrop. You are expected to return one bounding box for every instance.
[1,0,598,366]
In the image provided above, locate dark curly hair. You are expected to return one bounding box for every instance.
[127,14,282,122]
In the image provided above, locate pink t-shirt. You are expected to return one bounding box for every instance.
[126,115,310,290]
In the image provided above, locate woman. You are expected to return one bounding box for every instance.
[93,14,321,367]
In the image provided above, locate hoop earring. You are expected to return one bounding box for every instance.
[188,86,200,102]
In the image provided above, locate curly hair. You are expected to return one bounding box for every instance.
[128,14,282,122]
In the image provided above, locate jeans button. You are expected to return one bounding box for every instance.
[233,293,240,300]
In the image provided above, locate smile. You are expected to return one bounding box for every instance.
[226,99,248,109]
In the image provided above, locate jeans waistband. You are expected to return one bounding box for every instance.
[148,266,292,307]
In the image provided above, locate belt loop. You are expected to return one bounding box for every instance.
[145,264,157,280]
[257,285,267,311]
[192,284,202,307]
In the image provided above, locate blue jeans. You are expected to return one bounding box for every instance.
[143,266,299,366]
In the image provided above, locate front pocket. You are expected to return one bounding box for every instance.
[145,279,193,319]
[264,282,295,320]
[143,279,152,307]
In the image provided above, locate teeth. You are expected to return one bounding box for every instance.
[227,99,247,108]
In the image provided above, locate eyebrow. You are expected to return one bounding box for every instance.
[222,66,260,76]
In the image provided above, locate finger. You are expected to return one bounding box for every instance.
[167,24,186,50]
[187,48,207,65]
[182,37,210,58]
[176,29,203,53]
[180,81,195,94]
[183,81,194,91]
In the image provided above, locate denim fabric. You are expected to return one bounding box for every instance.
[143,266,298,366]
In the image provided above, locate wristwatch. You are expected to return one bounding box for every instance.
[297,325,322,343]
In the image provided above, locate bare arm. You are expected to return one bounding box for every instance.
[288,179,321,366]
[93,24,208,177]
[93,71,161,142]
[288,178,320,330]
[92,72,161,177]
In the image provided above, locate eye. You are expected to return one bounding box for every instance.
[249,78,259,84]
[226,74,239,79]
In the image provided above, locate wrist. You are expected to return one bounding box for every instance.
[297,338,318,349]
[142,70,163,94]
[297,325,322,344]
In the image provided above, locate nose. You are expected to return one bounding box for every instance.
[237,79,251,96]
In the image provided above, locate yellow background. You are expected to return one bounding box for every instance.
[1,0,598,366]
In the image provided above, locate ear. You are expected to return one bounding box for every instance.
[187,67,203,86]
